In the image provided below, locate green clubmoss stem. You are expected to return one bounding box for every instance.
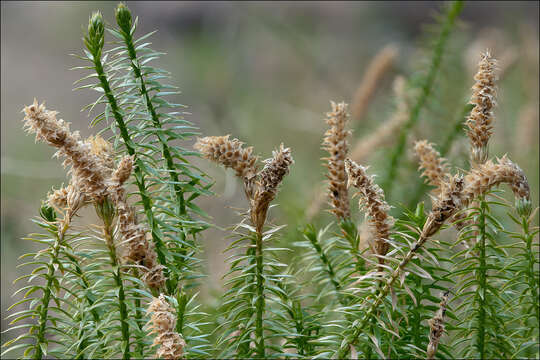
[84,13,172,294]
[382,0,463,200]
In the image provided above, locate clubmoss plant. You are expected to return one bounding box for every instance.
[2,2,538,360]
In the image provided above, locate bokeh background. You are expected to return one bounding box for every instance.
[2,0,538,348]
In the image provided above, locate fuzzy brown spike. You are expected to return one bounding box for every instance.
[108,155,165,289]
[466,51,498,164]
[322,101,352,220]
[423,174,465,237]
[252,144,293,233]
[345,158,394,264]
[22,99,109,201]
[147,294,186,360]
[194,135,259,180]
[87,134,115,173]
[414,140,448,193]
[463,155,530,205]
[427,291,449,360]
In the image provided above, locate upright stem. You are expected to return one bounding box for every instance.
[254,232,266,358]
[33,221,67,360]
[475,197,487,358]
[120,29,186,217]
[307,231,343,303]
[102,213,131,359]
[64,251,103,358]
[382,0,463,200]
[521,214,539,348]
[92,55,172,294]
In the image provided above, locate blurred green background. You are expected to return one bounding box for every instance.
[1,0,538,347]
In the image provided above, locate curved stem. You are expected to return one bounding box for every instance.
[382,0,463,200]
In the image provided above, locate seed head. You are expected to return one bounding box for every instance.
[22,100,109,201]
[345,158,394,264]
[147,294,186,360]
[252,144,293,233]
[323,101,352,220]
[194,135,258,180]
[463,155,530,206]
[466,51,498,164]
[424,174,465,237]
[414,140,448,193]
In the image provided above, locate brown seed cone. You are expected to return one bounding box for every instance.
[87,134,115,174]
[108,156,165,289]
[22,100,109,201]
[423,174,465,238]
[463,155,530,206]
[466,51,498,164]
[194,135,259,180]
[414,140,449,193]
[345,158,394,264]
[323,101,352,220]
[427,291,449,360]
[147,294,186,360]
[252,144,293,233]
[351,44,398,121]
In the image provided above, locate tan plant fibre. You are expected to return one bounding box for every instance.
[252,144,294,233]
[351,44,398,121]
[463,155,530,205]
[322,101,352,220]
[23,99,109,201]
[345,158,394,264]
[427,291,449,360]
[87,134,115,172]
[350,76,408,163]
[109,155,165,289]
[194,135,259,180]
[147,294,186,360]
[466,51,498,164]
[414,140,448,193]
